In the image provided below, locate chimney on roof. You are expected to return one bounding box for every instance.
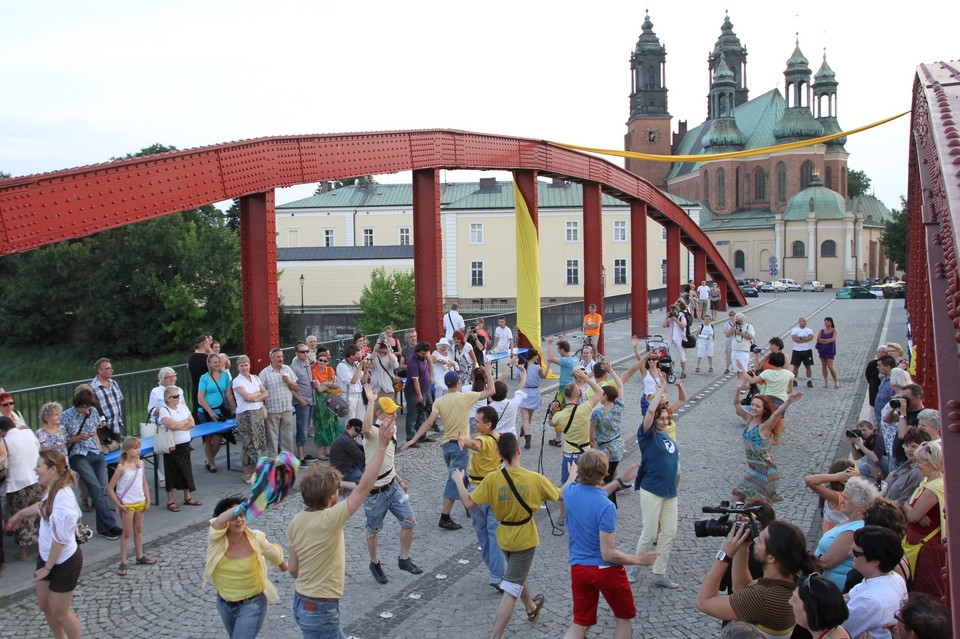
[551,178,570,188]
[320,181,333,193]
[479,177,497,190]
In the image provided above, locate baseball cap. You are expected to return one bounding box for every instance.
[377,397,400,414]
[444,371,460,387]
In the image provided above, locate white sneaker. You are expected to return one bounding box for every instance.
[653,574,680,589]
[626,566,640,583]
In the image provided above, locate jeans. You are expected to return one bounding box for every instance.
[404,390,432,442]
[294,403,314,447]
[293,593,346,639]
[468,495,505,584]
[442,441,470,500]
[216,592,267,639]
[69,453,117,534]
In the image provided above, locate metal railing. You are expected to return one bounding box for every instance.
[11,290,666,432]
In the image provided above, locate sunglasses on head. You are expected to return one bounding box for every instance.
[800,572,821,593]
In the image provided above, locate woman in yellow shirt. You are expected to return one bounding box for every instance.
[203,496,288,638]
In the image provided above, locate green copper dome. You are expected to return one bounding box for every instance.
[814,56,836,84]
[783,175,846,220]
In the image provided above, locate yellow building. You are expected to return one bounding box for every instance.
[275,177,692,309]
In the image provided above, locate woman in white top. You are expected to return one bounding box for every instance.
[2,415,44,562]
[6,449,83,639]
[453,330,477,386]
[147,367,181,486]
[232,355,270,484]
[431,339,457,400]
[579,345,597,378]
[159,385,199,511]
[485,360,528,436]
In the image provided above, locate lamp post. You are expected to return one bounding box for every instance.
[299,274,305,314]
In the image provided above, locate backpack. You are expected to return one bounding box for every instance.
[681,311,696,349]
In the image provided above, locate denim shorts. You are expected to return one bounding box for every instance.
[293,593,345,639]
[363,480,415,537]
[442,441,470,501]
[561,452,582,484]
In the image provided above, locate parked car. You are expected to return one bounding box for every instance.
[887,283,906,298]
[760,280,788,293]
[868,285,886,298]
[836,286,876,299]
[843,279,856,287]
[777,278,802,292]
[739,284,759,298]
[802,280,825,292]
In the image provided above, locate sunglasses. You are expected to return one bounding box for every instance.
[169,394,181,399]
[0,402,13,407]
[851,548,865,558]
[297,350,309,354]
[317,358,329,362]
[800,572,821,593]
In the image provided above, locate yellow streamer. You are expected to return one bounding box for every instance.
[546,111,909,163]
[513,177,542,360]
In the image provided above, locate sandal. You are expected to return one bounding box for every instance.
[527,594,546,622]
[547,439,562,447]
[166,502,181,512]
[116,563,127,576]
[183,498,203,506]
[136,556,156,565]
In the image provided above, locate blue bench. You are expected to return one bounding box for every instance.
[105,419,237,504]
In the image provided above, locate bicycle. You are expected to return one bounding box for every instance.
[573,334,595,361]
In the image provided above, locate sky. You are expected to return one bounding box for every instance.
[1,0,957,211]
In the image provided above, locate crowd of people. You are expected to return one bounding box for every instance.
[0,298,954,639]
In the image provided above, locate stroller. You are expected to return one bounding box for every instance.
[643,335,677,384]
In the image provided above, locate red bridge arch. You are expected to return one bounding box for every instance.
[0,130,745,366]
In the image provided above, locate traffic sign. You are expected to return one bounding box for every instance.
[770,267,778,276]
[769,256,778,267]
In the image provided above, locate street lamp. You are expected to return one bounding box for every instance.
[299,274,305,314]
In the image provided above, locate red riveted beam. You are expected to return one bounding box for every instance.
[665,224,681,306]
[694,251,708,288]
[582,181,604,353]
[412,169,443,346]
[239,191,279,370]
[514,169,539,351]
[630,201,649,338]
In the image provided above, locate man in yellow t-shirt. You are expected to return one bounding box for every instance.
[403,362,495,531]
[452,433,572,639]
[458,405,504,588]
[583,304,602,343]
[550,368,604,523]
[287,384,395,638]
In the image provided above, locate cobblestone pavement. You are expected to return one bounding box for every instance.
[0,293,900,639]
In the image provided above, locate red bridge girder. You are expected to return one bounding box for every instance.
[0,129,746,364]
[907,60,960,621]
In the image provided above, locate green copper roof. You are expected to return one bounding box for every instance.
[785,42,810,75]
[667,89,784,180]
[699,206,777,231]
[814,55,836,84]
[783,176,846,220]
[852,195,895,227]
[636,13,665,53]
[713,54,735,82]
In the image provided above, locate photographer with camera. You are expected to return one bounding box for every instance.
[846,421,884,478]
[696,520,819,637]
[881,382,925,469]
[726,314,755,377]
[662,304,688,379]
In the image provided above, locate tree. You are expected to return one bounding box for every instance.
[847,169,872,198]
[0,171,10,179]
[355,268,415,335]
[314,175,377,195]
[880,196,908,272]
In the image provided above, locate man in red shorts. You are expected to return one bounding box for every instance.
[562,449,656,638]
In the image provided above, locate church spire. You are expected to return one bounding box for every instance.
[773,37,824,142]
[813,50,845,150]
[628,11,669,122]
[707,11,748,114]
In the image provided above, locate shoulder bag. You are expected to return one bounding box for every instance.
[378,355,404,394]
[325,392,349,418]
[562,404,588,453]
[154,408,178,454]
[498,468,535,527]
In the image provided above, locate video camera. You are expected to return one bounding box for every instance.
[693,501,762,540]
[750,345,764,354]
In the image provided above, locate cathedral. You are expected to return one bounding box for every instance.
[624,13,896,286]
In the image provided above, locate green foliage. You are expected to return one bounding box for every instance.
[356,268,414,335]
[0,171,10,179]
[880,196,908,272]
[0,144,243,360]
[314,176,377,195]
[847,169,871,198]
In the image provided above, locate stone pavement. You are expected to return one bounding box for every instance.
[0,292,906,639]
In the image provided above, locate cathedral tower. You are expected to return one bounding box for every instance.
[625,12,672,187]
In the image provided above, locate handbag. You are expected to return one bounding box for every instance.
[324,392,349,418]
[902,526,940,575]
[377,354,403,394]
[154,408,177,453]
[75,522,93,545]
[97,426,121,453]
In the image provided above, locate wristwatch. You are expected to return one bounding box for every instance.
[716,550,732,564]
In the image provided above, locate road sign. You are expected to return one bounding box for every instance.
[770,267,778,276]
[769,256,778,267]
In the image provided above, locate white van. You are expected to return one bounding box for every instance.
[777,278,801,292]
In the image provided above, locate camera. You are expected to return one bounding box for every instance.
[694,501,762,540]
[750,345,764,354]
[889,396,905,408]
[845,428,863,439]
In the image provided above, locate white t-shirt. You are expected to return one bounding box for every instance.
[843,573,907,639]
[669,315,687,342]
[791,326,814,352]
[697,323,715,344]
[3,427,41,492]
[336,360,362,395]
[443,310,466,340]
[148,385,183,423]
[643,371,663,397]
[232,373,264,414]
[697,285,711,301]
[160,402,193,444]
[487,391,527,436]
[494,326,513,351]
[39,487,80,564]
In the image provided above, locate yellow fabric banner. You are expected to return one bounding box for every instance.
[513,177,542,360]
[546,111,909,163]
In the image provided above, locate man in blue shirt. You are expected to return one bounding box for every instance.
[564,449,656,638]
[546,335,580,447]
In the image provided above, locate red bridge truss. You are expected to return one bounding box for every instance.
[907,60,960,619]
[0,129,745,366]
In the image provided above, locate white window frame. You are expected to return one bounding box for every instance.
[613,220,627,242]
[661,258,668,285]
[566,259,580,285]
[398,227,411,246]
[614,258,627,285]
[565,221,580,243]
[469,222,484,245]
[287,228,300,248]
[362,227,374,247]
[660,226,667,242]
[323,228,335,247]
[471,260,485,287]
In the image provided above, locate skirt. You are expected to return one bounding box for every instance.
[314,392,344,447]
[236,409,269,465]
[163,442,197,492]
[9,482,45,547]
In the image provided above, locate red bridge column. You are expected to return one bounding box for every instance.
[665,223,681,307]
[582,182,603,353]
[412,169,443,345]
[630,201,649,338]
[514,170,539,350]
[240,191,279,371]
[694,251,707,288]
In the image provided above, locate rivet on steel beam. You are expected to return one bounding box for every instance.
[950,423,960,433]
